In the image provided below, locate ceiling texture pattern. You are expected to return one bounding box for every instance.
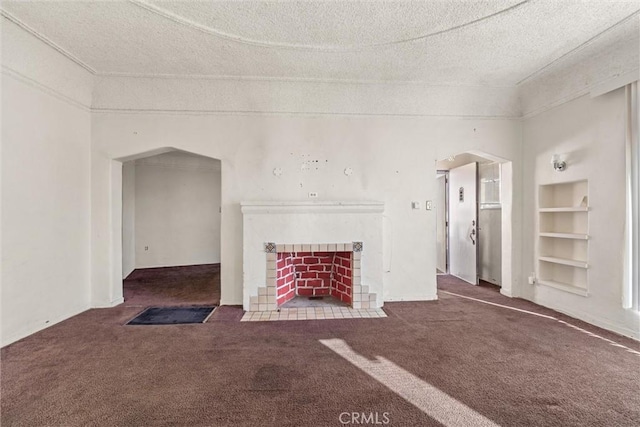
[1,0,639,86]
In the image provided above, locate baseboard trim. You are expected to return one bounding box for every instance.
[1,304,89,348]
[384,294,438,302]
[133,263,221,271]
[524,297,640,340]
[500,288,513,298]
[92,297,124,308]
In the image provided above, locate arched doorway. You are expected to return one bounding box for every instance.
[117,148,222,307]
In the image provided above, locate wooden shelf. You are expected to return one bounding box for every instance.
[539,207,589,212]
[539,232,589,240]
[538,280,589,297]
[539,256,588,268]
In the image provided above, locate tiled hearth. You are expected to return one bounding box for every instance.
[241,306,387,322]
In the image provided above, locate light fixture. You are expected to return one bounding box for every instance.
[551,154,567,172]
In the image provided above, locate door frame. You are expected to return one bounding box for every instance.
[435,150,515,297]
[436,170,449,274]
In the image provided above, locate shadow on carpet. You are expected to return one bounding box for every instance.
[126,306,216,325]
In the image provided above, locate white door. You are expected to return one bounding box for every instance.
[448,162,478,284]
[436,174,447,273]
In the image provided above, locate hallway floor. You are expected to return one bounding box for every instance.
[123,264,220,308]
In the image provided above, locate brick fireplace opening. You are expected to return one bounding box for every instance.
[250,240,377,311]
[276,251,353,306]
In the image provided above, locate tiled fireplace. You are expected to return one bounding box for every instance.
[241,201,385,312]
[249,241,377,311]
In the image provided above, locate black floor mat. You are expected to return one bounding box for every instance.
[127,306,216,325]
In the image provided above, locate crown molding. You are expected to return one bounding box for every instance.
[1,10,96,74]
[2,66,91,111]
[95,72,517,88]
[521,90,591,120]
[6,62,518,119]
[517,9,640,86]
[91,107,520,120]
[521,68,639,120]
[128,0,530,52]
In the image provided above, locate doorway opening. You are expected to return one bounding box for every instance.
[435,151,512,294]
[120,149,222,308]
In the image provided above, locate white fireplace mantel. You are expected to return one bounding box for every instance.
[241,200,385,310]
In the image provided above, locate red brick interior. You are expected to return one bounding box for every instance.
[275,251,353,306]
[331,252,352,304]
[275,253,296,306]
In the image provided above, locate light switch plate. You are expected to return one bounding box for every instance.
[411,201,421,209]
[426,200,433,210]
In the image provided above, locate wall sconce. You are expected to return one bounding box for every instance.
[551,154,567,172]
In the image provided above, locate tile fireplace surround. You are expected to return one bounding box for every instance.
[241,201,385,313]
[253,241,377,311]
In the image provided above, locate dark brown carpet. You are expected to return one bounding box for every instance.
[2,274,639,426]
[123,264,220,307]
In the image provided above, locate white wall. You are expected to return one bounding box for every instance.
[91,106,522,306]
[121,161,135,278]
[521,89,640,338]
[134,153,221,268]
[1,18,93,345]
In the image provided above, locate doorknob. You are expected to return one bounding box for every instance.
[469,226,476,245]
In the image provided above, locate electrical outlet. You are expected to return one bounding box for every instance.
[145,246,149,251]
[308,192,318,198]
[426,200,433,210]
[528,274,536,285]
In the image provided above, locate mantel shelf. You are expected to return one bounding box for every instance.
[539,207,589,212]
[539,256,588,268]
[539,232,589,240]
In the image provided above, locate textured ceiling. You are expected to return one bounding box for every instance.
[2,1,639,85]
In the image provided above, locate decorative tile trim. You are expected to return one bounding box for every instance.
[267,242,362,253]
[241,307,388,322]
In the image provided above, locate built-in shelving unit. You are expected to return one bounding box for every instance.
[539,207,589,213]
[539,232,589,240]
[537,180,589,295]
